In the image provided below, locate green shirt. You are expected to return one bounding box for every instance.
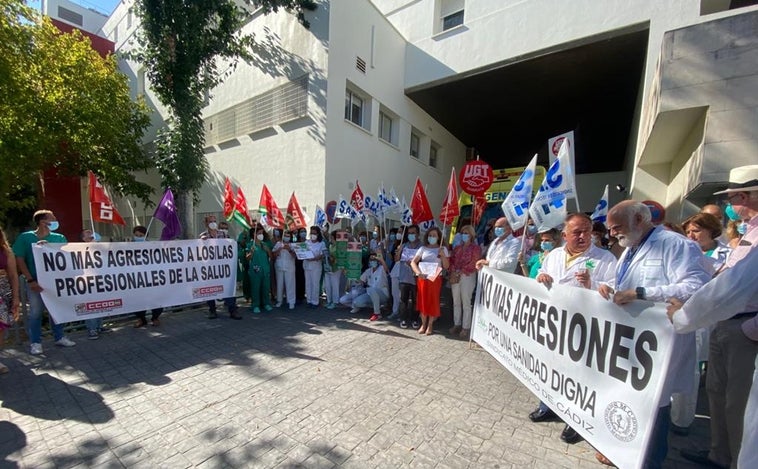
[12,230,68,278]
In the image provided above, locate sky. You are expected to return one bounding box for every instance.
[30,0,121,16]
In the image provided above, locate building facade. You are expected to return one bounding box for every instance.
[44,0,758,235]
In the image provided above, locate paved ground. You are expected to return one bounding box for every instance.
[1,299,711,468]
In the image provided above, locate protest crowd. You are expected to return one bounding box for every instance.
[1,159,757,469]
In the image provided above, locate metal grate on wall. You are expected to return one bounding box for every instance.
[205,74,309,146]
[58,6,83,25]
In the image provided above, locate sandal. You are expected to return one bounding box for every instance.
[595,452,615,466]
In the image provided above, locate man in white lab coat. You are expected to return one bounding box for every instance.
[671,165,758,469]
[598,200,710,469]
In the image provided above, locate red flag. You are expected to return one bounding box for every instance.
[259,184,285,229]
[286,192,307,231]
[350,180,364,210]
[223,178,235,220]
[410,178,434,224]
[88,172,126,225]
[440,167,460,226]
[235,187,253,227]
[472,194,488,227]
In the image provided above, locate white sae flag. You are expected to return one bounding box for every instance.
[591,185,609,223]
[400,196,413,226]
[501,154,537,232]
[528,147,572,231]
[335,196,350,219]
[314,204,328,230]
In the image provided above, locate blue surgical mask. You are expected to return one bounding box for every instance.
[372,232,378,239]
[48,221,59,231]
[133,236,146,242]
[541,241,554,251]
[737,222,748,235]
[428,236,438,245]
[389,234,396,241]
[461,234,470,243]
[92,232,102,242]
[408,234,417,242]
[526,225,538,235]
[725,204,741,221]
[360,236,366,242]
[283,236,291,242]
[369,260,378,268]
[494,227,505,238]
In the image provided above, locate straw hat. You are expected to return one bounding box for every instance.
[713,165,758,194]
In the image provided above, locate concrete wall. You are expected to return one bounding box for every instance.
[42,0,109,33]
[635,9,758,220]
[326,0,466,219]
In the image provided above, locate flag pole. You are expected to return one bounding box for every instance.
[145,217,155,240]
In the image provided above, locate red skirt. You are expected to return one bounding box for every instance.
[416,276,443,317]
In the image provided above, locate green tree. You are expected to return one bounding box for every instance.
[131,0,316,238]
[0,0,153,227]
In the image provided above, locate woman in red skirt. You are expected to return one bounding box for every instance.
[410,227,449,335]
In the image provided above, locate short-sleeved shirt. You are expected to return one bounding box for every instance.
[12,230,67,279]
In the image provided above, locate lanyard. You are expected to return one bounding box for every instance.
[616,227,655,286]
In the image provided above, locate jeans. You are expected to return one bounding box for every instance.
[644,405,671,469]
[26,285,64,343]
[399,282,418,323]
[207,298,237,314]
[85,318,102,333]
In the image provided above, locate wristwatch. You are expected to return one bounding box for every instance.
[635,287,646,300]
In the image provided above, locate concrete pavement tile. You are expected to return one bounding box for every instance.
[299,452,336,469]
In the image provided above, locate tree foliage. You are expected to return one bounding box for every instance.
[131,0,316,236]
[0,0,153,226]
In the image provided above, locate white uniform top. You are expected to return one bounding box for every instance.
[303,240,325,271]
[360,265,389,296]
[538,244,617,289]
[273,242,296,272]
[485,234,520,273]
[614,226,711,406]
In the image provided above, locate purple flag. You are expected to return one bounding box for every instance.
[153,189,181,240]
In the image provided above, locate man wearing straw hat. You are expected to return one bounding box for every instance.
[673,165,758,469]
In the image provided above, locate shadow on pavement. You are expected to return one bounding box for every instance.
[0,421,26,469]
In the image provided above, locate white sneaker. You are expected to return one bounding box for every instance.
[288,304,295,310]
[30,343,43,355]
[350,307,360,314]
[55,337,76,347]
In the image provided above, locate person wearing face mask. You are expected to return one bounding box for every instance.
[245,225,273,314]
[339,254,389,319]
[675,165,758,469]
[410,227,450,335]
[303,226,325,308]
[272,230,297,309]
[269,228,281,302]
[448,225,481,339]
[199,215,242,320]
[475,217,520,274]
[12,210,76,354]
[519,229,561,279]
[295,228,308,305]
[132,226,165,328]
[323,230,345,310]
[395,225,422,329]
[386,228,402,320]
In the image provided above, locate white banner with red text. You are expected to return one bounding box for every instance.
[472,267,675,469]
[32,240,237,323]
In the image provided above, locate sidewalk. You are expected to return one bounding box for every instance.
[1,302,708,468]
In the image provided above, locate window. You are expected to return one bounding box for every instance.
[379,112,393,143]
[439,0,464,32]
[410,132,420,158]
[345,89,364,127]
[429,142,440,168]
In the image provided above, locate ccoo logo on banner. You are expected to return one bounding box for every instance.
[472,267,675,469]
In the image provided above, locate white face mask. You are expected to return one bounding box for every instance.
[208,222,218,230]
[283,236,291,242]
[256,234,264,241]
[310,234,318,241]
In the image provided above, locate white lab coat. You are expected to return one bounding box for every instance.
[615,226,711,407]
[672,245,758,469]
[485,234,520,273]
[538,244,617,288]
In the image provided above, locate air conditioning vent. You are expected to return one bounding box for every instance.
[356,57,367,74]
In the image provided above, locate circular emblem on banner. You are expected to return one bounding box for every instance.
[551,137,569,158]
[641,200,666,224]
[604,401,638,442]
[459,160,494,196]
[325,200,337,224]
